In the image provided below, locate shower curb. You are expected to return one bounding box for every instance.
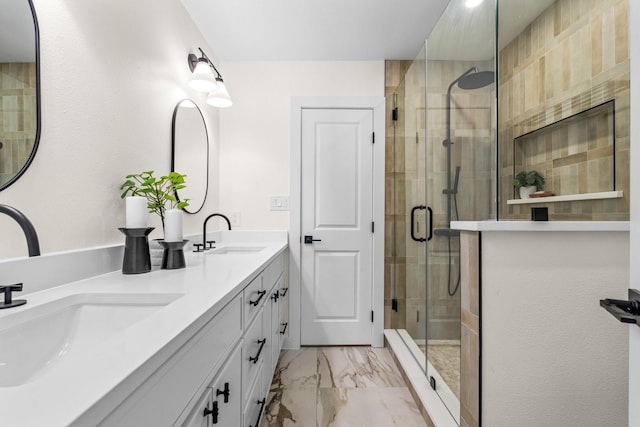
[385,330,459,427]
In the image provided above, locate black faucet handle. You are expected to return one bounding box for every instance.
[0,283,27,309]
[193,243,205,252]
[206,240,216,249]
[0,283,22,292]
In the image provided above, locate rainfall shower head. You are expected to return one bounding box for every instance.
[457,70,495,90]
[448,67,495,93]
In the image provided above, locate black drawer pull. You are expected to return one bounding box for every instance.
[280,322,288,335]
[203,401,219,424]
[216,382,230,403]
[249,338,266,364]
[271,290,279,302]
[280,287,288,297]
[249,398,266,427]
[249,290,266,306]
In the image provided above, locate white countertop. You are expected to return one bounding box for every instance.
[451,220,630,232]
[0,231,288,426]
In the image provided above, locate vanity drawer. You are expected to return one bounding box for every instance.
[243,274,264,327]
[182,388,212,427]
[243,367,265,427]
[263,251,285,290]
[242,309,265,406]
[101,294,243,426]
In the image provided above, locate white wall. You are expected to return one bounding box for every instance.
[628,1,639,425]
[481,231,629,427]
[218,61,384,230]
[0,0,221,259]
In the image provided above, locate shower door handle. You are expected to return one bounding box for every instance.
[411,205,434,242]
[411,205,427,242]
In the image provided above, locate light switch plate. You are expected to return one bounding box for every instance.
[270,196,289,211]
[230,211,241,226]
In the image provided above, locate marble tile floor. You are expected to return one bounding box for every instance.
[260,346,428,427]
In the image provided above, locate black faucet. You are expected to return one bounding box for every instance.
[195,213,232,252]
[0,283,27,309]
[0,204,40,257]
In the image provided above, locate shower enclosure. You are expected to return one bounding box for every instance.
[387,0,496,423]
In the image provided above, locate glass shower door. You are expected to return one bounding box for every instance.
[424,0,496,422]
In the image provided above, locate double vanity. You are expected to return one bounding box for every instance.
[0,232,288,426]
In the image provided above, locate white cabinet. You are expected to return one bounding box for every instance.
[208,344,242,426]
[102,250,288,427]
[243,364,265,427]
[244,274,264,328]
[242,306,266,405]
[279,251,289,343]
[183,389,213,427]
[186,250,286,427]
[100,294,243,427]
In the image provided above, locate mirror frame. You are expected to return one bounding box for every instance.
[0,0,41,192]
[171,99,209,214]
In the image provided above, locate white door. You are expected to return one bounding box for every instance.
[300,108,374,345]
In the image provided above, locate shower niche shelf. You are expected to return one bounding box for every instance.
[509,100,617,206]
[507,190,623,205]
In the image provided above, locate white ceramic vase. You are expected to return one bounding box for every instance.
[519,185,537,199]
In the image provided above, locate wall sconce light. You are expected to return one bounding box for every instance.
[187,48,232,108]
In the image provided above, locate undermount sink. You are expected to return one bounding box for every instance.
[209,246,266,255]
[0,292,182,387]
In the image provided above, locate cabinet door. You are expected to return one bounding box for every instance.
[268,283,281,374]
[183,389,212,427]
[209,345,242,427]
[243,366,265,427]
[244,275,264,328]
[242,308,265,405]
[279,273,289,343]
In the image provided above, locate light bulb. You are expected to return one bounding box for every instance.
[465,0,483,8]
[189,60,218,92]
[206,80,232,108]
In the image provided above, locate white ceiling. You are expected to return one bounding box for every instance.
[181,0,556,63]
[180,0,450,61]
[0,0,557,65]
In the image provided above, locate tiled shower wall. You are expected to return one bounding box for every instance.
[499,0,630,220]
[0,62,37,187]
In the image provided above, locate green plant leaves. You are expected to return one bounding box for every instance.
[513,170,545,190]
[119,171,190,221]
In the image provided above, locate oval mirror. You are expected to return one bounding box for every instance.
[0,0,40,191]
[171,99,209,214]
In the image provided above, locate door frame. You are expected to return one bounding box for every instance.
[287,97,385,349]
[629,1,639,424]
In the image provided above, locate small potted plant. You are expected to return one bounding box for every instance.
[513,170,545,199]
[120,171,189,228]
